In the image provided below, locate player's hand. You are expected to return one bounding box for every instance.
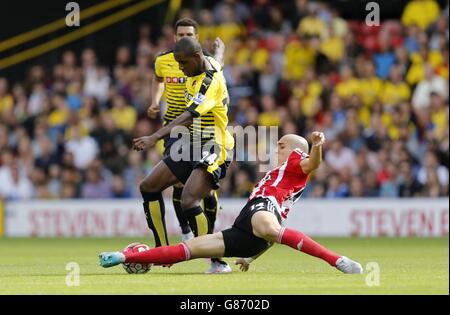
[147,103,160,119]
[311,131,325,147]
[234,258,250,272]
[132,135,158,151]
[212,37,225,53]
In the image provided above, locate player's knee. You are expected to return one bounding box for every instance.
[256,225,281,243]
[139,178,158,193]
[174,182,184,189]
[180,190,200,210]
[139,180,149,193]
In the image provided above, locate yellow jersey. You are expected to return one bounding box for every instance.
[184,61,234,151]
[154,51,223,126]
[154,51,187,124]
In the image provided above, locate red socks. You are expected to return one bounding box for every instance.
[124,243,191,264]
[277,227,341,266]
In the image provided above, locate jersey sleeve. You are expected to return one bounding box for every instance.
[292,148,309,161]
[290,148,310,175]
[185,71,218,117]
[154,56,163,79]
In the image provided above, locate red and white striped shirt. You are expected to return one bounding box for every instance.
[249,148,309,219]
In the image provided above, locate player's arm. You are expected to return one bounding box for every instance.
[300,131,326,175]
[211,37,225,68]
[133,74,217,151]
[147,74,165,119]
[147,56,166,119]
[235,243,274,272]
[133,111,193,151]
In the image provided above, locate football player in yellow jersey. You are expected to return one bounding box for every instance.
[138,36,233,273]
[145,19,225,251]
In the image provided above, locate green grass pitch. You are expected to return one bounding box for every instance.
[0,237,448,294]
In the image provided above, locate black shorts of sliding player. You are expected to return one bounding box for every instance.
[232,197,282,235]
[221,197,280,257]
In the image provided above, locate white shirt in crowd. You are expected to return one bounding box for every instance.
[412,75,449,110]
[83,67,110,104]
[417,165,449,186]
[0,167,34,199]
[325,147,358,173]
[65,135,99,169]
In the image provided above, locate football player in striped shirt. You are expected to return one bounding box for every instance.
[144,19,225,255]
[133,37,234,273]
[100,132,363,274]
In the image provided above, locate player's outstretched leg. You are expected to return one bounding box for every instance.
[251,211,363,274]
[99,243,190,268]
[99,233,226,268]
[277,227,363,274]
[172,184,194,241]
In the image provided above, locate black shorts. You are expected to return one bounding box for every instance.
[222,197,281,258]
[162,136,181,157]
[163,139,230,190]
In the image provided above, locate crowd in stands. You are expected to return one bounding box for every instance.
[0,0,448,200]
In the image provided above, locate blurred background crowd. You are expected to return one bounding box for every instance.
[0,0,448,201]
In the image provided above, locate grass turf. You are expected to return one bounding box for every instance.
[0,237,447,294]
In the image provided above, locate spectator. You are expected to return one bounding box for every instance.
[297,8,327,39]
[325,137,357,174]
[65,125,99,170]
[412,64,448,111]
[398,161,424,197]
[111,94,137,131]
[382,65,411,107]
[81,165,112,199]
[112,175,131,198]
[348,176,365,197]
[325,173,348,198]
[364,170,380,197]
[124,151,146,198]
[0,78,13,118]
[82,50,110,104]
[0,162,34,200]
[417,151,449,187]
[258,95,281,127]
[373,41,396,79]
[232,169,254,198]
[401,0,440,30]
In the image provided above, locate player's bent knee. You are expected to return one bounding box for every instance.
[252,219,281,242]
[181,190,200,210]
[259,226,280,243]
[139,179,157,193]
[174,182,184,189]
[139,180,149,193]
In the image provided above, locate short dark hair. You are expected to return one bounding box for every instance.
[174,18,198,33]
[174,37,202,56]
